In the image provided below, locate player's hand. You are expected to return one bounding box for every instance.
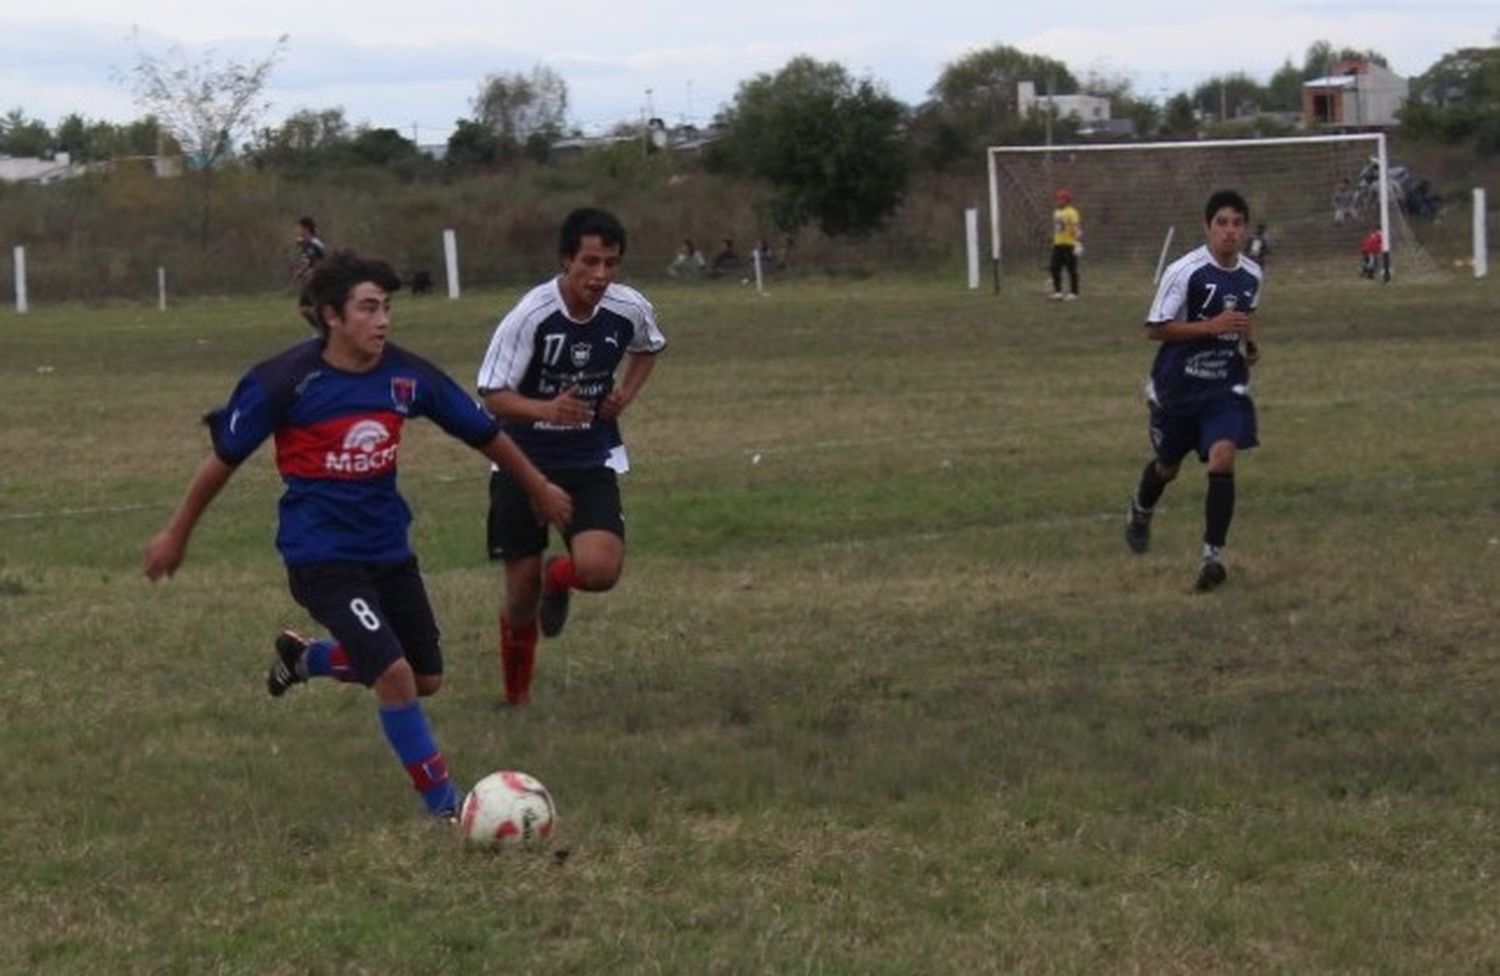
[142,530,186,581]
[597,388,632,422]
[544,385,594,426]
[1245,341,1261,366]
[1206,310,1249,336]
[530,481,574,529]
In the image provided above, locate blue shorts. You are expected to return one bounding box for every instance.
[1149,395,1258,464]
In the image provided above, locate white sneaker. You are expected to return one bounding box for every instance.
[1063,293,1079,301]
[1050,292,1064,300]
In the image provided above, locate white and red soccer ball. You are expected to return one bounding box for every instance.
[460,771,556,847]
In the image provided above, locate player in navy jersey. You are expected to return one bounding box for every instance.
[143,252,572,820]
[1124,190,1263,592]
[476,208,667,706]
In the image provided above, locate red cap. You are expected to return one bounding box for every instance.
[1054,188,1072,204]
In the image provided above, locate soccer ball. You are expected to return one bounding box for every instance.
[459,771,556,847]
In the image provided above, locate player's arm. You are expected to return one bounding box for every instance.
[1145,311,1248,343]
[597,352,658,422]
[143,454,237,581]
[478,432,573,528]
[482,388,594,426]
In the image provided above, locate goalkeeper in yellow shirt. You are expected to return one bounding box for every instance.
[1050,188,1082,300]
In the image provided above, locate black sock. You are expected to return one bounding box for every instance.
[1205,472,1235,548]
[1135,461,1168,513]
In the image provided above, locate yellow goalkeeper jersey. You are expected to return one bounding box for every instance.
[1052,205,1081,246]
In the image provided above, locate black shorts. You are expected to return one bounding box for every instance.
[487,466,624,561]
[285,557,442,686]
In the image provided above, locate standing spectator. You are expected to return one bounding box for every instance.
[293,216,327,285]
[1123,189,1264,593]
[1246,223,1272,268]
[143,251,572,821]
[1331,180,1356,224]
[1360,228,1384,279]
[476,208,667,707]
[667,238,706,278]
[1049,189,1082,300]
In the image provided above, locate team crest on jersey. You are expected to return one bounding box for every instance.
[570,343,592,368]
[391,377,417,414]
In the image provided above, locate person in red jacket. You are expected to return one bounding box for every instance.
[1360,228,1384,279]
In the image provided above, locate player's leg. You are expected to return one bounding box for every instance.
[292,564,460,817]
[273,563,366,694]
[375,557,444,698]
[1065,247,1079,298]
[1127,406,1189,554]
[540,468,626,638]
[1049,246,1065,298]
[1194,397,1258,592]
[488,469,551,705]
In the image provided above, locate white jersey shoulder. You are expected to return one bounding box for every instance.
[600,282,668,354]
[475,279,565,393]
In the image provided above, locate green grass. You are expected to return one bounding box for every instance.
[2,268,1497,974]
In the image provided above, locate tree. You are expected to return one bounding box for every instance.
[247,107,352,170]
[1302,41,1389,78]
[917,45,1080,167]
[471,65,569,162]
[1401,44,1500,154]
[445,119,501,168]
[0,109,54,158]
[710,56,909,237]
[1266,59,1305,112]
[1161,93,1198,137]
[1189,73,1267,121]
[122,33,289,168]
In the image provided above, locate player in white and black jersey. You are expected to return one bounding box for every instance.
[476,208,667,706]
[1124,189,1264,592]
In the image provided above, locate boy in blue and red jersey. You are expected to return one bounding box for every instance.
[476,208,666,706]
[1124,190,1264,592]
[143,252,572,820]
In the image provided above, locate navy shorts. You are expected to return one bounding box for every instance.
[285,557,442,686]
[487,466,625,561]
[1149,395,1259,464]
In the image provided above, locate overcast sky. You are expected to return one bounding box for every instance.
[1,1,1495,145]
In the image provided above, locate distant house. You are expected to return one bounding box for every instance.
[1016,81,1114,133]
[1303,60,1408,128]
[0,151,84,184]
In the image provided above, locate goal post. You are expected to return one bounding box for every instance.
[985,133,1425,287]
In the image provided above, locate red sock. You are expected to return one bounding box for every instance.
[545,555,583,595]
[500,616,538,705]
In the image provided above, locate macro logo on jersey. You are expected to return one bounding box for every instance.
[274,411,405,480]
[390,377,417,414]
[570,343,592,368]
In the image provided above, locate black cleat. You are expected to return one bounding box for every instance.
[267,629,310,697]
[1194,561,1227,593]
[538,555,572,638]
[1125,503,1152,555]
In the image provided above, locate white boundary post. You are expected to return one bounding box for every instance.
[443,229,460,300]
[986,150,1001,293]
[1375,132,1392,281]
[751,249,766,295]
[1474,188,1488,279]
[964,207,980,290]
[13,246,28,314]
[158,266,167,310]
[1153,226,1177,284]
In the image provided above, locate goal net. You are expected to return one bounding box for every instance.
[986,133,1439,286]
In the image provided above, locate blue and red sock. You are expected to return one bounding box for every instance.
[378,701,459,816]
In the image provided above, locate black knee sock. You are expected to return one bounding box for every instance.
[1204,472,1235,548]
[1135,461,1168,513]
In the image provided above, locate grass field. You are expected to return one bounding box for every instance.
[2,266,1497,974]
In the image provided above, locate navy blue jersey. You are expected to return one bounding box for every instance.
[1144,245,1263,413]
[476,278,666,472]
[205,339,501,566]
